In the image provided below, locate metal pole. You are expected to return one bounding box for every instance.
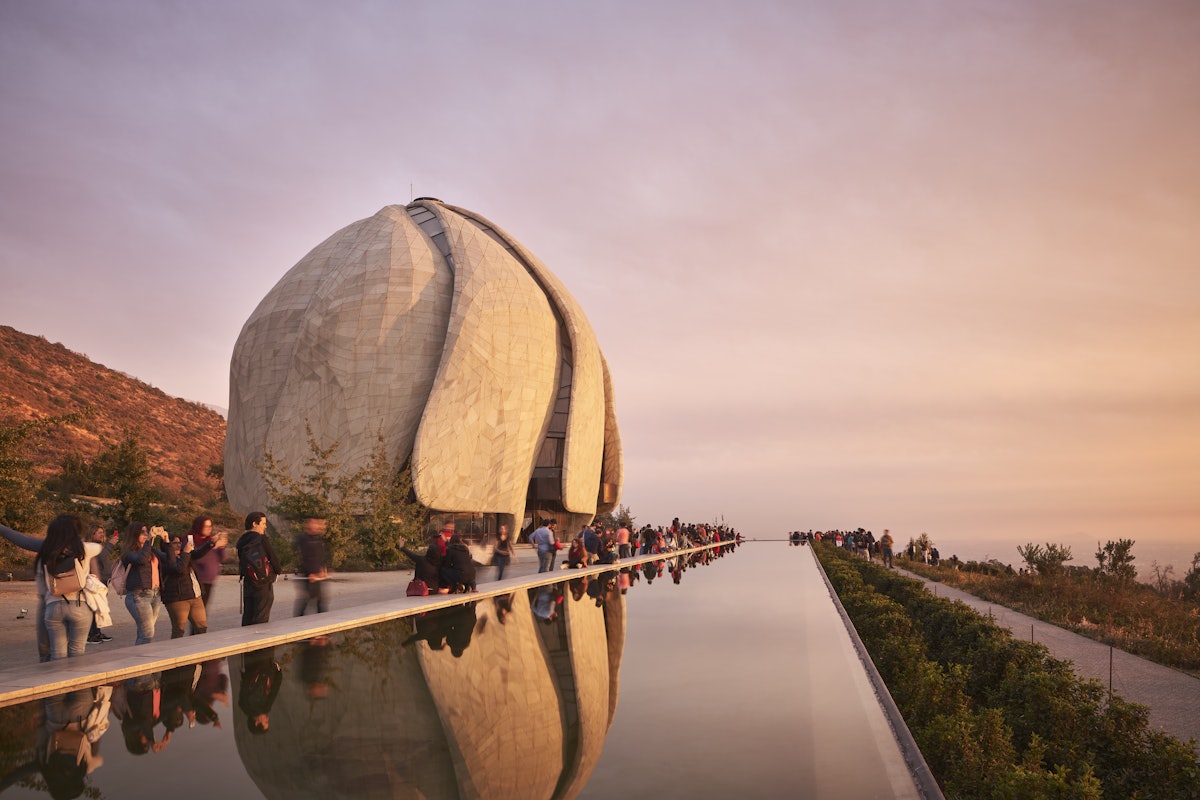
[1109,646,1114,700]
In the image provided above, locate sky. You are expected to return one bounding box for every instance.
[2,1,1198,574]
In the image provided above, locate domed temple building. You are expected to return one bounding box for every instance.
[225,199,622,537]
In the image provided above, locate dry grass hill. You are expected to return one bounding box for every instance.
[0,324,225,502]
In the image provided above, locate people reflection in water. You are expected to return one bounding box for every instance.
[192,659,228,729]
[115,673,164,755]
[587,571,618,606]
[401,602,480,657]
[493,592,515,624]
[300,635,332,699]
[159,664,199,742]
[531,584,562,623]
[0,686,111,799]
[239,648,282,735]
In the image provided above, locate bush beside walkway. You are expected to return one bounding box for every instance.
[816,543,1200,800]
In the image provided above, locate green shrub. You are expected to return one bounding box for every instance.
[816,544,1200,799]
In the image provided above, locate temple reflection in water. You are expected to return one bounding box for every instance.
[232,573,627,800]
[0,542,943,800]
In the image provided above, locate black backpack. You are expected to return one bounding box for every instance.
[239,536,272,586]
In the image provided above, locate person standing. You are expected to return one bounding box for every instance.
[294,518,329,616]
[187,516,227,608]
[880,529,895,569]
[237,512,280,626]
[0,521,52,661]
[120,523,163,645]
[38,515,105,659]
[85,524,115,644]
[160,531,211,637]
[616,524,631,559]
[530,519,558,573]
[492,524,515,580]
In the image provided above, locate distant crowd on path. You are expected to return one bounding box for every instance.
[789,528,940,570]
[529,516,740,573]
[0,508,331,663]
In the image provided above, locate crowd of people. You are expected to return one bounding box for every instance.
[0,509,330,663]
[787,528,941,570]
[0,510,736,664]
[529,516,740,573]
[0,532,741,796]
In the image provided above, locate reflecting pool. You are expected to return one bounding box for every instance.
[0,542,931,799]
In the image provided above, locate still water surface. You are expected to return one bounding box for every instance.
[0,542,921,799]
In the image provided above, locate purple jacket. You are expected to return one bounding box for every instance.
[190,535,226,583]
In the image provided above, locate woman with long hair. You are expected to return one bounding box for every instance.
[36,514,104,659]
[120,522,163,645]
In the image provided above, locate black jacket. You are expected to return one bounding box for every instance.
[159,540,215,603]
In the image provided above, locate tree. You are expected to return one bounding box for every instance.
[1017,542,1073,577]
[355,438,427,567]
[89,428,158,529]
[0,410,89,531]
[1182,552,1200,602]
[593,504,635,531]
[257,423,359,568]
[205,462,227,502]
[1095,539,1137,584]
[257,425,429,569]
[1148,561,1176,597]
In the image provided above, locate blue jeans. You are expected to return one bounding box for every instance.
[537,550,556,573]
[45,598,92,659]
[125,589,161,644]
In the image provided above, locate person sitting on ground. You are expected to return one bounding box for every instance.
[567,534,588,568]
[438,534,477,593]
[400,526,450,592]
[582,525,602,562]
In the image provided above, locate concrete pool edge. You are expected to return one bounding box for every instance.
[807,544,946,800]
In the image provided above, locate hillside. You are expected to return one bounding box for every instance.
[0,325,225,501]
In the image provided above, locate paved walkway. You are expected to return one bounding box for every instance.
[899,568,1200,749]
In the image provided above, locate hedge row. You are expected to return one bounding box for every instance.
[816,544,1200,799]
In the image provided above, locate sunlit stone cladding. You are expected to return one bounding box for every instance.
[225,199,622,523]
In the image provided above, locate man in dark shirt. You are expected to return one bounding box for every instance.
[236,512,281,626]
[294,517,329,616]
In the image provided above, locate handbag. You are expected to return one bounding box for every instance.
[406,578,428,597]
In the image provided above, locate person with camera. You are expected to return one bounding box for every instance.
[119,523,165,645]
[161,530,213,637]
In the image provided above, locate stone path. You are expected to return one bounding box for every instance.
[900,568,1200,749]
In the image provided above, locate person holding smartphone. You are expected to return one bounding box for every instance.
[161,530,213,637]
